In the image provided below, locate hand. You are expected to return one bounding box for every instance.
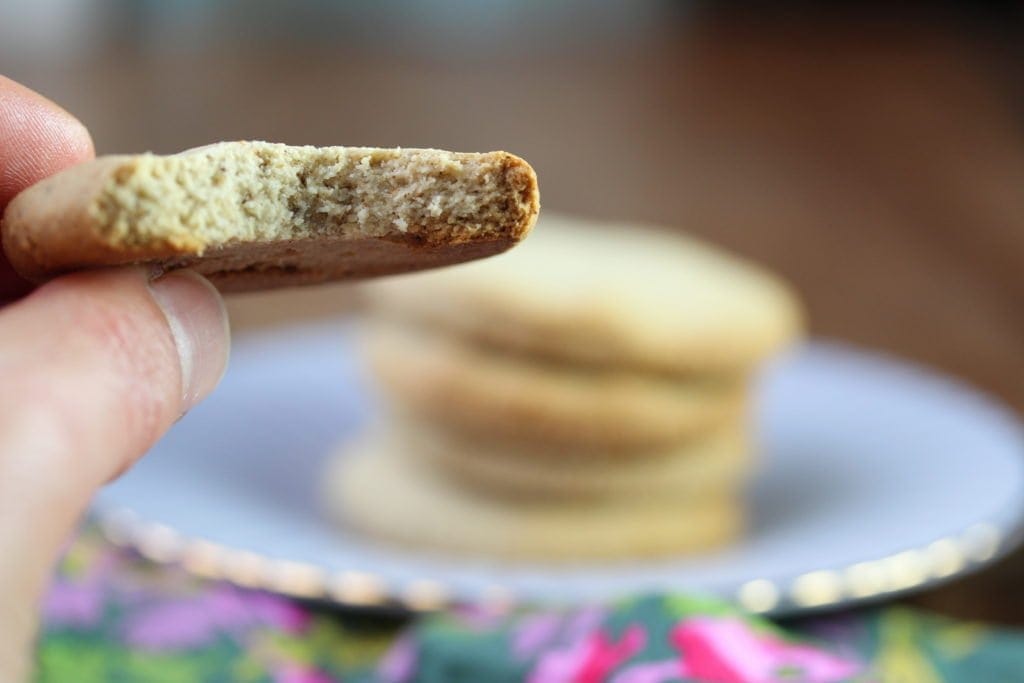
[0,76,230,680]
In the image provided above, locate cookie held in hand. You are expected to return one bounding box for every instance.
[1,141,539,292]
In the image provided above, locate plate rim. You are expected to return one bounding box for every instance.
[92,330,1024,616]
[91,500,1024,616]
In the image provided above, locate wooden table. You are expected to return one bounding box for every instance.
[5,4,1023,624]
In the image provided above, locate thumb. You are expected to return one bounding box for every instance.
[0,266,229,678]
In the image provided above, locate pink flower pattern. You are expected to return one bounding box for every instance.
[377,635,418,683]
[272,664,337,683]
[529,624,647,683]
[673,617,862,682]
[530,616,863,683]
[43,579,106,628]
[514,613,565,659]
[123,584,309,650]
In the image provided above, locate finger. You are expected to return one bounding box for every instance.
[0,267,229,671]
[0,75,95,300]
[0,76,94,207]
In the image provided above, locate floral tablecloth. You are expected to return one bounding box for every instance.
[36,530,1024,682]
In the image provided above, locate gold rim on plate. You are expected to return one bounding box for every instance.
[95,505,1013,615]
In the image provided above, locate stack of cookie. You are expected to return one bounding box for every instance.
[326,215,803,561]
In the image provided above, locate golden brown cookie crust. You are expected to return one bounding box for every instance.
[2,142,539,291]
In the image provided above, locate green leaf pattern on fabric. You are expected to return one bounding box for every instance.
[35,530,1024,682]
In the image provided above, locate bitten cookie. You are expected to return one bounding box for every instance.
[363,321,746,452]
[324,440,744,561]
[367,215,802,374]
[405,420,752,500]
[2,142,539,292]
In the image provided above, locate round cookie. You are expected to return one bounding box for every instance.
[362,321,747,452]
[325,440,744,561]
[407,421,751,500]
[367,214,804,375]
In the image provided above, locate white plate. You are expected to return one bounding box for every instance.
[94,322,1024,616]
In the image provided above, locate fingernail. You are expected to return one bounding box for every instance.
[148,270,230,413]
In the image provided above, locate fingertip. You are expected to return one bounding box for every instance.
[0,75,95,207]
[45,100,94,165]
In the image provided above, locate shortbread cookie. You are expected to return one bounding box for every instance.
[2,142,539,292]
[325,442,743,561]
[407,421,751,499]
[367,215,802,374]
[363,321,746,452]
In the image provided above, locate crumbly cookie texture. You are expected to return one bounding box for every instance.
[92,143,534,250]
[2,141,539,291]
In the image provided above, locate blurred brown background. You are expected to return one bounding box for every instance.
[3,1,1023,622]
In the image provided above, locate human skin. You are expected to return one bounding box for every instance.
[0,75,230,680]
